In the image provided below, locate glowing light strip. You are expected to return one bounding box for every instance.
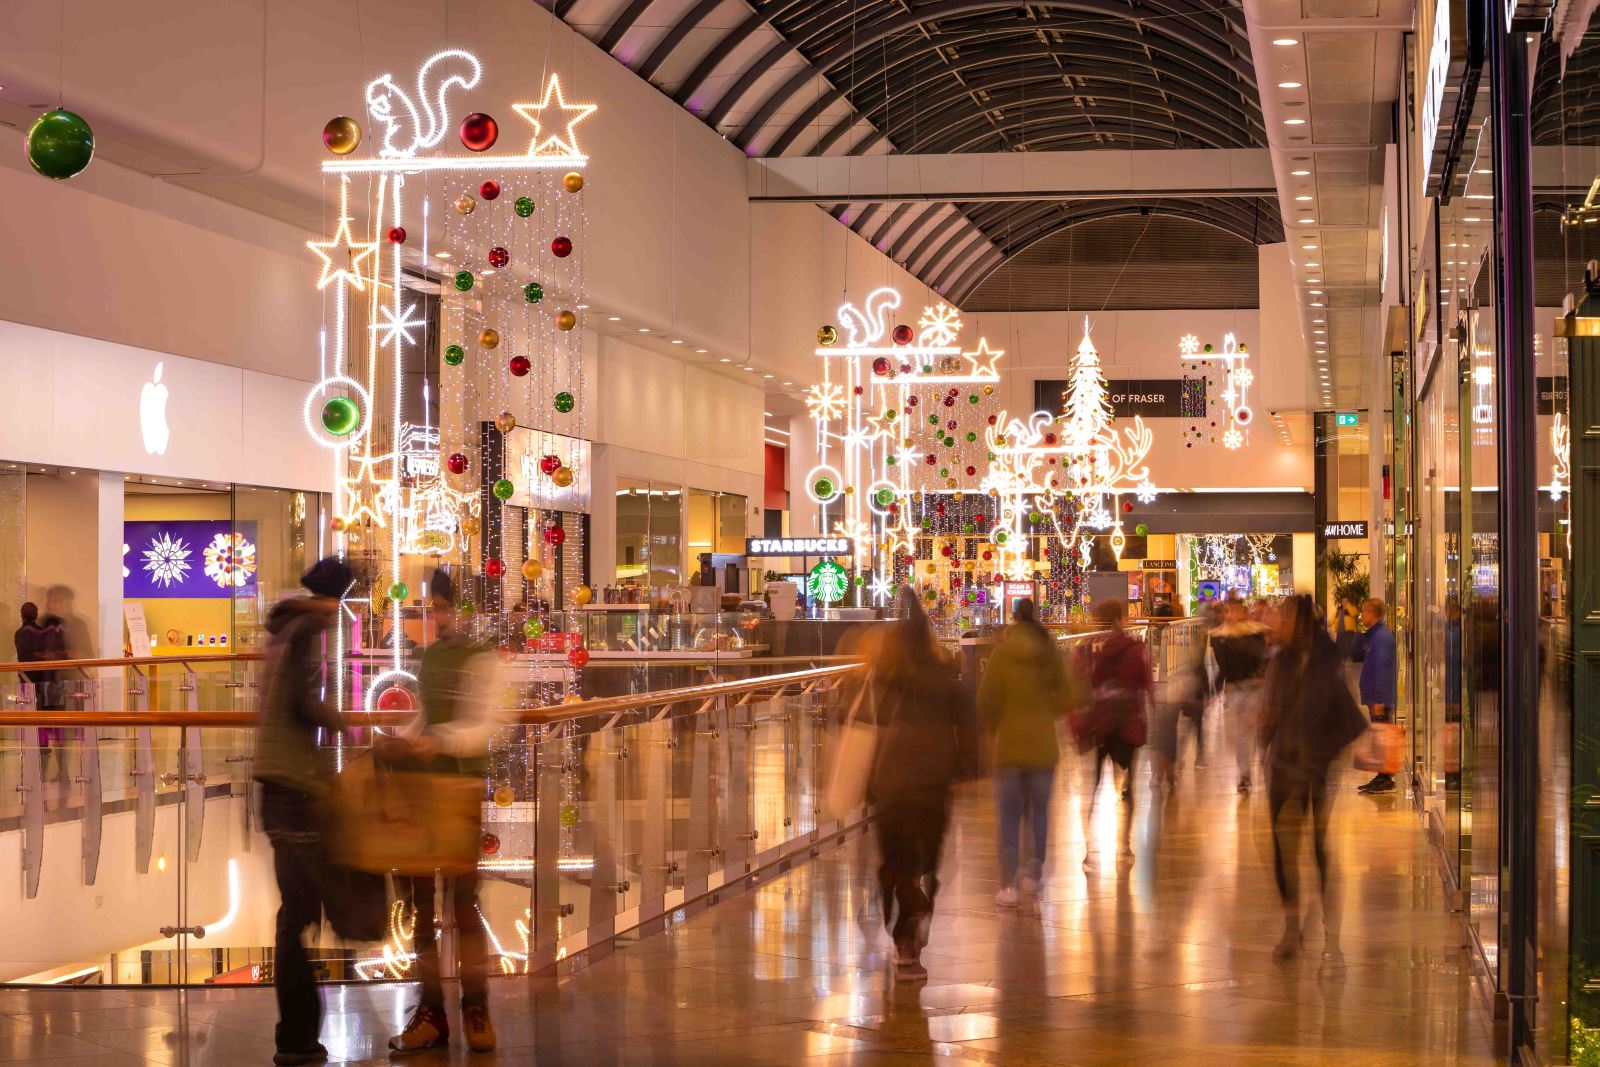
[390,178,404,678]
[321,155,587,174]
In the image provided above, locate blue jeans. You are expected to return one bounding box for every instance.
[996,767,1055,887]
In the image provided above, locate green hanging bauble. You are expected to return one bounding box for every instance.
[387,581,409,602]
[559,804,580,828]
[994,530,1009,545]
[492,478,515,501]
[514,196,536,218]
[928,414,941,425]
[524,618,545,638]
[320,396,360,437]
[968,394,979,404]
[1028,511,1042,524]
[962,522,974,535]
[939,467,950,479]
[967,431,977,442]
[459,598,475,616]
[25,108,94,180]
[453,270,475,292]
[854,574,866,586]
[443,344,466,366]
[813,476,836,501]
[524,281,544,303]
[921,517,933,530]
[1135,523,1150,536]
[874,487,896,507]
[553,390,575,413]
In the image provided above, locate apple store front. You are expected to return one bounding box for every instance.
[0,322,329,662]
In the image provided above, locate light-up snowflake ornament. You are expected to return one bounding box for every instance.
[143,534,193,588]
[918,303,963,347]
[806,382,845,422]
[204,532,258,589]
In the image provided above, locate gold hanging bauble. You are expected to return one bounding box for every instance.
[574,584,593,606]
[553,466,575,487]
[562,171,585,193]
[983,385,994,395]
[817,325,838,346]
[939,355,963,374]
[495,411,517,434]
[480,328,500,349]
[946,477,958,489]
[492,785,515,807]
[455,194,477,215]
[330,516,348,533]
[322,116,362,155]
[462,515,481,536]
[555,310,577,331]
[522,559,543,581]
[563,693,585,704]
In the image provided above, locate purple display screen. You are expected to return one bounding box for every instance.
[124,521,259,599]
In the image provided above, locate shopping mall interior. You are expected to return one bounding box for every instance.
[0,0,1595,1062]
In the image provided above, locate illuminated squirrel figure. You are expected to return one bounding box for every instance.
[366,50,483,158]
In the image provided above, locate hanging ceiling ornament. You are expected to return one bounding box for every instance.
[1178,332,1253,449]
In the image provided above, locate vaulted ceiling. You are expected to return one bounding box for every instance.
[552,0,1282,305]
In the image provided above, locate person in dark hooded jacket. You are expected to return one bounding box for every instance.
[1259,594,1369,960]
[254,557,351,1066]
[866,588,979,976]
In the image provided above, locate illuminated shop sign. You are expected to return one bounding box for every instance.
[124,521,259,599]
[745,537,854,557]
[1033,378,1198,418]
[1322,521,1369,540]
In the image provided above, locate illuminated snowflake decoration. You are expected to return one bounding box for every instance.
[1179,334,1200,357]
[142,533,193,588]
[1223,428,1244,449]
[1234,367,1254,389]
[203,532,258,589]
[867,573,894,605]
[1085,505,1113,530]
[806,382,845,422]
[918,302,963,347]
[1135,480,1158,505]
[376,302,427,350]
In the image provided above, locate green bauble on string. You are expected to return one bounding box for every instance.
[388,581,409,602]
[524,281,543,303]
[443,344,465,366]
[320,396,360,437]
[453,270,475,292]
[492,478,515,501]
[553,391,575,413]
[25,108,94,180]
[514,197,536,218]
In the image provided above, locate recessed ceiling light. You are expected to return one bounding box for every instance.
[1298,217,1316,224]
[1309,289,1323,295]
[763,373,774,379]
[671,339,684,344]
[1301,243,1317,250]
[1294,195,1313,201]
[608,316,621,321]
[1273,37,1298,45]
[783,380,793,386]
[1306,261,1321,267]
[434,251,452,259]
[1283,118,1307,125]
[743,366,756,372]
[696,348,708,354]
[1311,301,1325,307]
[1464,216,1482,223]
[1314,329,1326,334]
[638,327,651,333]
[1291,168,1311,176]
[719,357,732,363]
[1279,81,1304,89]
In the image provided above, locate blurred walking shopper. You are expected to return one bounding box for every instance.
[1210,598,1270,794]
[979,598,1078,907]
[1076,599,1152,861]
[1349,598,1399,793]
[1259,595,1368,960]
[390,569,509,1054]
[867,589,978,976]
[255,557,352,1067]
[14,602,64,710]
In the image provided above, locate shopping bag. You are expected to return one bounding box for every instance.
[333,753,483,876]
[824,683,877,820]
[1352,722,1405,775]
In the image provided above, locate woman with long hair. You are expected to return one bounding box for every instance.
[1259,594,1368,959]
[979,598,1079,906]
[866,588,978,975]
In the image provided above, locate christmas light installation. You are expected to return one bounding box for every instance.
[1550,413,1571,501]
[1178,332,1253,449]
[804,289,1006,608]
[306,51,596,711]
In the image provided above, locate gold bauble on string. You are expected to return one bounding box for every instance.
[939,355,963,374]
[479,328,500,349]
[455,194,477,215]
[495,411,517,434]
[322,116,362,155]
[574,585,593,606]
[983,385,994,395]
[555,310,577,331]
[817,325,838,346]
[462,515,481,537]
[562,171,584,193]
[522,559,543,581]
[553,466,574,488]
[563,693,585,704]
[946,477,958,489]
[330,516,348,533]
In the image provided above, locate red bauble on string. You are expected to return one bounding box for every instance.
[488,246,509,268]
[934,502,946,516]
[568,647,590,668]
[376,685,416,711]
[907,395,919,407]
[387,226,406,244]
[872,357,890,376]
[940,544,954,557]
[539,454,561,475]
[943,396,956,407]
[485,558,505,579]
[975,514,989,526]
[853,385,864,395]
[446,452,469,475]
[1122,501,1134,512]
[550,235,573,257]
[891,324,914,345]
[460,113,499,151]
[479,179,501,200]
[509,355,531,377]
[1044,433,1057,445]
[544,525,566,546]
[965,465,976,477]
[925,454,937,465]
[987,415,998,426]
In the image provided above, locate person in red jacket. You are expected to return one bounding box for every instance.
[1077,598,1152,863]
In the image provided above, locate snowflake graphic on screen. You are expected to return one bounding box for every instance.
[203,532,258,589]
[142,533,193,588]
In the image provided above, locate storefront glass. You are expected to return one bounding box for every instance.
[615,479,682,588]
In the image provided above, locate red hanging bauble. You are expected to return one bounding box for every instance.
[943,396,956,407]
[376,685,416,711]
[544,525,566,546]
[987,415,998,425]
[940,544,954,557]
[934,502,946,516]
[551,235,573,257]
[539,454,561,475]
[568,647,591,668]
[387,226,406,244]
[975,513,988,525]
[509,355,531,377]
[965,465,976,477]
[891,324,914,345]
[485,558,506,579]
[1044,433,1057,445]
[872,356,890,376]
[446,452,469,475]
[925,454,937,465]
[907,395,919,407]
[488,246,509,268]
[460,113,499,151]
[479,179,501,200]
[1123,501,1134,512]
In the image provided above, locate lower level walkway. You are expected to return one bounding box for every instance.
[0,736,1499,1065]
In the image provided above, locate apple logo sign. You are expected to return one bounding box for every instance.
[141,362,171,456]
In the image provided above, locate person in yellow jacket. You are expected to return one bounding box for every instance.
[978,598,1083,906]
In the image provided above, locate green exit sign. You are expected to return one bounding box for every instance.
[1335,413,1359,426]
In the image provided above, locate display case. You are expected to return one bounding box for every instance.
[542,608,766,657]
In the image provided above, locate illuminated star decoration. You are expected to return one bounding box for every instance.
[376,302,427,350]
[964,337,1004,378]
[339,451,395,528]
[306,177,378,291]
[513,74,597,158]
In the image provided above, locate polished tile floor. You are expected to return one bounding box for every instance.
[0,736,1502,1065]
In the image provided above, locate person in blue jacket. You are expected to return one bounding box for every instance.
[1350,597,1398,793]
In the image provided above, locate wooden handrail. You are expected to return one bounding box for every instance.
[0,663,867,728]
[0,652,259,674]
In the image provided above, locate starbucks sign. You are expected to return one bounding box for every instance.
[807,559,850,604]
